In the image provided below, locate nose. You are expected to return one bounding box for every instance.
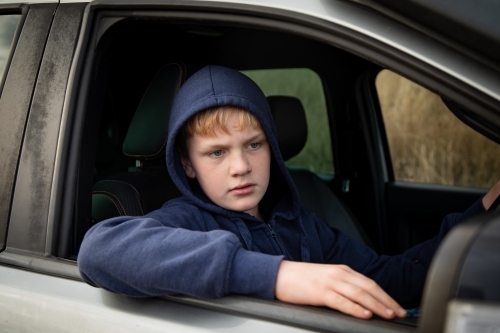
[230,151,252,176]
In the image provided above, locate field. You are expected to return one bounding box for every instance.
[377,70,500,188]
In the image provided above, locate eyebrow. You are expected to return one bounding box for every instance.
[199,132,266,151]
[244,132,267,143]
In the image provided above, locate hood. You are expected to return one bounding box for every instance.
[166,65,300,220]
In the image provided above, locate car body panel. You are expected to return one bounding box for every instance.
[124,0,500,101]
[0,3,56,251]
[0,0,498,332]
[359,0,500,65]
[0,265,311,333]
[8,3,86,254]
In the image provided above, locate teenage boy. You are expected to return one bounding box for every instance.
[79,65,497,320]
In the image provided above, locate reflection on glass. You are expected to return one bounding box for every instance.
[0,15,21,80]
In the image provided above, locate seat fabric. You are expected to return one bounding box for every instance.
[91,62,185,223]
[268,95,370,245]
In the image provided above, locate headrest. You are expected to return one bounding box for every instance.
[123,62,186,160]
[267,96,308,161]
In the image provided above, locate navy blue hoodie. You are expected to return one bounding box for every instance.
[78,65,484,304]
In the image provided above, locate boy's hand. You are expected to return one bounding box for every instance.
[482,180,500,210]
[275,260,407,319]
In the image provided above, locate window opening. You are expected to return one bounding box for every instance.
[376,69,500,188]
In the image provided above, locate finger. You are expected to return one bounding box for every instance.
[332,267,406,317]
[332,281,398,319]
[323,290,373,319]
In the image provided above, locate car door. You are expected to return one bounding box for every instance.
[366,70,493,255]
[1,0,499,332]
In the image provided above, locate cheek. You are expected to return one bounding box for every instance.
[195,163,226,187]
[254,149,271,178]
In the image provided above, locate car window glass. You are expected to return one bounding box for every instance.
[0,15,20,82]
[377,69,500,188]
[241,68,334,177]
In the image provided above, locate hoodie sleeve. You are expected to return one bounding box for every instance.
[316,198,485,305]
[78,201,282,299]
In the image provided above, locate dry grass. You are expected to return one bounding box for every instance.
[377,70,500,188]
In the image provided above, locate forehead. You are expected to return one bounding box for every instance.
[188,123,266,148]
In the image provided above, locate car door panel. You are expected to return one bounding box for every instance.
[0,3,56,252]
[7,3,87,254]
[386,181,486,254]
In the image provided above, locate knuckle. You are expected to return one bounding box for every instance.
[351,286,365,298]
[337,264,350,271]
[366,279,378,290]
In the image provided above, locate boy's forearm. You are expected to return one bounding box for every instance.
[78,216,264,298]
[78,214,284,300]
[482,180,500,210]
[228,248,283,299]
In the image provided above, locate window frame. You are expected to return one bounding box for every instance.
[0,7,25,98]
[0,3,53,253]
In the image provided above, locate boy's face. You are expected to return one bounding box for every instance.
[181,112,271,220]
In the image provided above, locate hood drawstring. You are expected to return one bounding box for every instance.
[234,219,254,250]
[299,225,311,262]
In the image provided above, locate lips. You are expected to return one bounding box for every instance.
[230,183,255,195]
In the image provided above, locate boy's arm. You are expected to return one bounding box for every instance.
[482,180,500,210]
[274,181,500,319]
[78,205,282,299]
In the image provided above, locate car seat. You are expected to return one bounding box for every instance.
[267,96,370,245]
[91,62,185,223]
[91,68,370,246]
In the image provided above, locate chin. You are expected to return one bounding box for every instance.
[231,202,259,214]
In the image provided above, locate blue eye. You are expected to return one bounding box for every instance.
[249,142,260,149]
[212,150,223,157]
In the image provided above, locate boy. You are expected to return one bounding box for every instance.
[78,65,496,320]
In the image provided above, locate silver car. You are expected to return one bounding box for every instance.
[0,0,499,332]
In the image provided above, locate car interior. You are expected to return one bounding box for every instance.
[79,19,382,254]
[90,60,369,244]
[67,14,488,321]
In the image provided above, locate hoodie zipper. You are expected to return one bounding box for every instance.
[267,222,284,255]
[267,223,277,237]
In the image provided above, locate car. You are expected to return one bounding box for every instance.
[0,0,499,332]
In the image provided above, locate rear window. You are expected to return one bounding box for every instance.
[242,68,334,177]
[0,15,20,82]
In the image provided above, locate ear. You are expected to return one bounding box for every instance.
[181,155,196,178]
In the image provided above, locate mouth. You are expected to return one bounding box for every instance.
[230,183,255,195]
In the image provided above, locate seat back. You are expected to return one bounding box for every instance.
[91,62,185,223]
[268,95,370,245]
